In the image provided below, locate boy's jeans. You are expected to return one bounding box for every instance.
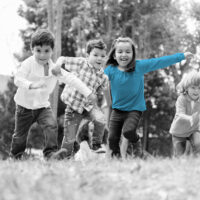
[61,106,105,158]
[172,132,200,157]
[10,105,58,159]
[109,109,142,157]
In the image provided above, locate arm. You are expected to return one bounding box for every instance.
[55,56,84,72]
[14,62,32,89]
[138,52,192,74]
[175,96,199,126]
[102,79,112,128]
[170,95,199,136]
[15,62,46,90]
[58,68,93,97]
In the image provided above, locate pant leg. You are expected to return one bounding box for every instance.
[172,135,187,157]
[122,110,142,143]
[10,105,34,159]
[89,107,106,149]
[37,107,58,158]
[108,109,125,157]
[189,132,200,155]
[61,108,83,158]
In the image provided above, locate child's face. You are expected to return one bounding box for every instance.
[32,45,53,65]
[114,42,133,69]
[187,85,200,101]
[87,48,106,70]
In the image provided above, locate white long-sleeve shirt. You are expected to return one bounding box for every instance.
[14,56,92,109]
[169,94,200,137]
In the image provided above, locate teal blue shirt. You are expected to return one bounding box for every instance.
[104,53,185,111]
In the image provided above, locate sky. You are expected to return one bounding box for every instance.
[0,0,26,76]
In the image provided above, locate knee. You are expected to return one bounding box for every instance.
[123,131,139,143]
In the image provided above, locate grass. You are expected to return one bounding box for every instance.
[0,156,200,200]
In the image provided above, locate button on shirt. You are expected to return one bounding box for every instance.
[61,57,108,114]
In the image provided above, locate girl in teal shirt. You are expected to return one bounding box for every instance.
[104,37,193,158]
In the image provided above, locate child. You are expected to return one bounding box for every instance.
[104,37,193,158]
[169,71,200,157]
[10,29,96,160]
[52,39,109,159]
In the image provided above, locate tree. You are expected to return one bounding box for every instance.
[0,77,17,157]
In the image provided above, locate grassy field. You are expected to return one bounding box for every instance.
[0,156,200,200]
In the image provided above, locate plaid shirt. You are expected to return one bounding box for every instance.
[61,57,108,114]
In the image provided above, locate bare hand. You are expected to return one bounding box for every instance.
[51,65,62,76]
[184,52,193,60]
[87,93,97,105]
[29,80,46,89]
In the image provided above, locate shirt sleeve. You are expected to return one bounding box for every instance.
[57,56,85,73]
[104,66,111,80]
[137,53,185,74]
[14,60,32,89]
[58,68,92,97]
[169,95,199,134]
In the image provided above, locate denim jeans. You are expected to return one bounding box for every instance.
[61,106,105,158]
[108,109,142,157]
[172,132,200,157]
[10,105,58,159]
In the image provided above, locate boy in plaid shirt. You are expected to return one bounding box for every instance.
[52,39,109,158]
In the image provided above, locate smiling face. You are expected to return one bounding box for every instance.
[87,48,106,70]
[187,85,200,101]
[32,45,53,65]
[114,41,133,70]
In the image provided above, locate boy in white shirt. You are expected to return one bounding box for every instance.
[10,29,96,160]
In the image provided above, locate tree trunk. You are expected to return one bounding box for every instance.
[47,0,54,33]
[47,0,64,117]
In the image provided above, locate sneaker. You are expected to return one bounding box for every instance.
[48,148,68,160]
[92,145,106,154]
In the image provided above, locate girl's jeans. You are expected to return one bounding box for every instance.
[10,105,58,159]
[109,109,142,157]
[61,106,105,158]
[172,132,200,157]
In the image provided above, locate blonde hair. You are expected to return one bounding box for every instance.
[176,70,200,94]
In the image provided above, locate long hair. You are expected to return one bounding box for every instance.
[106,37,136,72]
[176,70,200,95]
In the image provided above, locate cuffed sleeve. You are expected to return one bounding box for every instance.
[58,68,92,97]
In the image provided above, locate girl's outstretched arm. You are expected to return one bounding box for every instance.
[138,52,193,74]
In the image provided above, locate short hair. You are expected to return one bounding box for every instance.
[86,39,107,54]
[106,37,136,72]
[30,29,55,49]
[176,70,200,94]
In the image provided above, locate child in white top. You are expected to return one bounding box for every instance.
[10,29,95,160]
[170,71,200,157]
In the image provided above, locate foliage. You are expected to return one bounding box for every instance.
[0,77,17,155]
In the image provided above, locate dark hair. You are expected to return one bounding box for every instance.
[30,29,55,49]
[86,39,107,54]
[106,37,136,72]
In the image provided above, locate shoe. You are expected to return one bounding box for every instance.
[48,148,68,160]
[92,145,106,154]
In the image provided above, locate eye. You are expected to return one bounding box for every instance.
[36,49,41,53]
[45,49,50,53]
